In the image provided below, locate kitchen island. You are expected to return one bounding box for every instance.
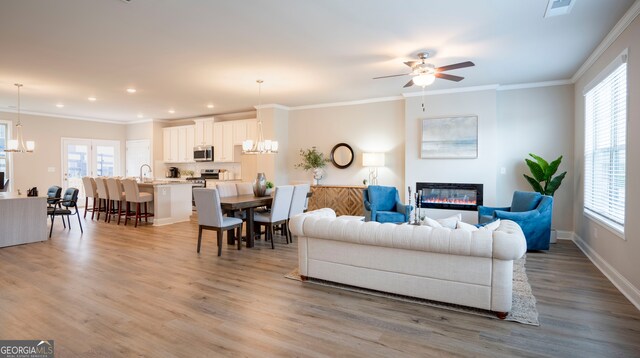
[138,181,195,226]
[0,192,47,247]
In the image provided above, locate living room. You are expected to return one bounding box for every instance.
[1,0,639,356]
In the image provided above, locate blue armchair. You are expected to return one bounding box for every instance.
[478,191,553,251]
[363,185,412,223]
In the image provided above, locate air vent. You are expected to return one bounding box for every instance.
[544,0,575,18]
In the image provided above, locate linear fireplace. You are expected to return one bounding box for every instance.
[415,182,483,211]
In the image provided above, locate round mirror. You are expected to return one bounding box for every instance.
[330,143,354,169]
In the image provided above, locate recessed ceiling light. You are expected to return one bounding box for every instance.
[207,104,214,109]
[168,109,175,114]
[88,97,97,101]
[137,114,144,118]
[126,88,137,93]
[56,103,64,108]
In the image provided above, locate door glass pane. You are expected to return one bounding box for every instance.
[67,144,89,200]
[96,145,115,176]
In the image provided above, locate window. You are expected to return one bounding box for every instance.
[0,121,9,180]
[583,49,627,235]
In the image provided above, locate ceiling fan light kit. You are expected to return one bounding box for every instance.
[374,52,475,88]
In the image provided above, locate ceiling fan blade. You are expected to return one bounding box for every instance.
[435,73,464,82]
[403,79,415,88]
[436,61,475,72]
[372,73,410,79]
[404,60,419,68]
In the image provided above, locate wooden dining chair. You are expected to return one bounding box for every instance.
[254,185,294,249]
[193,188,243,256]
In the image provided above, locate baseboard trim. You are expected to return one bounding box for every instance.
[571,233,640,311]
[556,230,574,240]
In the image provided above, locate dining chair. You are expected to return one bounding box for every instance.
[216,183,238,198]
[193,188,243,256]
[47,185,62,207]
[286,184,310,243]
[254,185,294,249]
[106,177,126,225]
[121,179,154,227]
[94,177,110,221]
[81,177,98,219]
[235,182,254,195]
[48,187,83,238]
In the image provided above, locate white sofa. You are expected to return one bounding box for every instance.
[289,208,527,317]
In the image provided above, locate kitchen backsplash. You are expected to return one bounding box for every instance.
[159,162,241,179]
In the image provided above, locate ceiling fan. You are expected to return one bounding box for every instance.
[373,52,475,88]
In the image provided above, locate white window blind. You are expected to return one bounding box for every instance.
[583,51,627,233]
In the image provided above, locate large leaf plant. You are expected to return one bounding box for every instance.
[523,153,567,196]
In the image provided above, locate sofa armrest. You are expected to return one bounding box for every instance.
[478,206,511,217]
[395,202,412,221]
[492,220,527,260]
[290,208,337,236]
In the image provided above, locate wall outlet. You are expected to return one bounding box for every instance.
[500,167,506,175]
[48,167,55,173]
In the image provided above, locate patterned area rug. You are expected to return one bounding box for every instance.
[285,256,539,326]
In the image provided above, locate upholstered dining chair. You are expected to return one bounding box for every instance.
[215,183,238,198]
[81,177,98,219]
[193,188,243,256]
[286,184,310,243]
[48,187,83,238]
[47,185,62,207]
[105,177,126,225]
[121,178,154,228]
[254,185,294,249]
[94,177,110,221]
[363,185,412,223]
[235,182,254,196]
[477,191,553,251]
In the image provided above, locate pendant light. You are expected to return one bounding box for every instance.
[242,80,278,154]
[6,83,35,153]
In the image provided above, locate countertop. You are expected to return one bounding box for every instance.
[139,180,198,186]
[0,192,48,200]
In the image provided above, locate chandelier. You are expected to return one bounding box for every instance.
[6,83,35,153]
[242,80,278,154]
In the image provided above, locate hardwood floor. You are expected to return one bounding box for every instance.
[1,217,639,357]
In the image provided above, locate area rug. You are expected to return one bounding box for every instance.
[285,256,539,326]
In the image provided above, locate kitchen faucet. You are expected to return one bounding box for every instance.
[140,164,152,182]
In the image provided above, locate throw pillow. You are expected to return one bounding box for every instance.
[436,213,462,229]
[483,219,501,231]
[421,216,442,228]
[456,221,478,232]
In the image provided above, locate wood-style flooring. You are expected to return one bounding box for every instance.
[0,216,639,357]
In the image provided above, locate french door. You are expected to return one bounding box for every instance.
[62,138,121,206]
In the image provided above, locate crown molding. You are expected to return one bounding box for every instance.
[497,79,573,91]
[256,103,291,111]
[0,109,126,124]
[401,85,499,98]
[572,0,640,83]
[290,96,403,111]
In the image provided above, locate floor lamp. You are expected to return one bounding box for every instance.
[362,153,385,185]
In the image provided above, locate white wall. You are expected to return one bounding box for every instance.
[573,14,640,299]
[287,100,405,190]
[404,90,498,223]
[0,112,126,193]
[496,85,575,231]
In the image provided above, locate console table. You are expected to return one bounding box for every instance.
[308,185,365,216]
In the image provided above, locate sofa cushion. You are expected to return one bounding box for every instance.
[422,216,442,228]
[483,219,501,231]
[376,211,405,223]
[511,191,542,212]
[457,221,478,232]
[368,186,397,211]
[437,213,462,229]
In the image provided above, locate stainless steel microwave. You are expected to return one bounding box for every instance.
[193,145,213,162]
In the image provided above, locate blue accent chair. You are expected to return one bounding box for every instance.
[478,191,553,251]
[363,185,412,223]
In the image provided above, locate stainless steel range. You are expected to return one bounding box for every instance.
[186,176,206,208]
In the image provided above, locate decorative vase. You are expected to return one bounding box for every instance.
[253,173,267,197]
[312,168,324,185]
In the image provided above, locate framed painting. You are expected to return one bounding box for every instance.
[421,115,478,159]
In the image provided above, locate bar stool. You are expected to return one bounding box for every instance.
[121,179,153,227]
[94,177,110,222]
[106,178,126,225]
[82,177,98,219]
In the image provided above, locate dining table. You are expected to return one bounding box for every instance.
[219,192,312,248]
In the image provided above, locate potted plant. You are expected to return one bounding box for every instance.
[523,153,567,243]
[295,146,330,184]
[265,181,274,195]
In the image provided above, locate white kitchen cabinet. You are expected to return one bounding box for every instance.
[213,121,234,162]
[163,125,195,163]
[194,118,214,146]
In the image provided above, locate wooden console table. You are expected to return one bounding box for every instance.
[308,185,366,216]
